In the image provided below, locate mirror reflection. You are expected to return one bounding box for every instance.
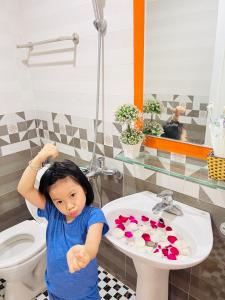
[144,0,219,145]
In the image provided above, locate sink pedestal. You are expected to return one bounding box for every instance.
[133,259,169,300]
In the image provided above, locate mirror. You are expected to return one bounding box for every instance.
[143,0,219,145]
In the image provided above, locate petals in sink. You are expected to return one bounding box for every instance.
[165,226,172,231]
[130,219,138,224]
[115,219,123,224]
[157,222,165,228]
[141,215,149,222]
[170,247,179,256]
[167,235,177,244]
[119,215,129,222]
[162,248,168,256]
[113,214,190,261]
[150,220,158,229]
[142,233,151,241]
[125,231,133,238]
[167,254,177,260]
[116,224,125,231]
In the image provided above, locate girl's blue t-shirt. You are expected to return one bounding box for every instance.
[38,200,109,300]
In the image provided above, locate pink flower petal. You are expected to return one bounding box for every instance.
[130,219,138,224]
[165,226,173,231]
[153,249,159,253]
[142,233,151,241]
[119,215,129,222]
[150,220,158,229]
[116,224,125,231]
[167,254,177,260]
[129,216,135,220]
[170,247,179,256]
[115,219,123,224]
[158,244,162,249]
[167,236,177,244]
[162,248,168,256]
[141,215,149,222]
[157,222,165,228]
[125,231,133,238]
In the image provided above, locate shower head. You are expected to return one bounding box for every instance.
[92,0,107,33]
[92,0,105,21]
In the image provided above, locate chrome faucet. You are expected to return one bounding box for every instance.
[152,190,183,216]
[83,156,122,180]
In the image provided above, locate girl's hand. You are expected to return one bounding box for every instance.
[66,245,91,273]
[35,143,58,164]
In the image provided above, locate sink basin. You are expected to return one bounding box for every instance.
[102,191,213,300]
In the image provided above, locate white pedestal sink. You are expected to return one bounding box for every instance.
[102,191,213,300]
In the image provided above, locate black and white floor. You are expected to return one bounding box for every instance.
[0,266,136,300]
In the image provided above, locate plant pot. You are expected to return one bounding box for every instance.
[122,142,142,159]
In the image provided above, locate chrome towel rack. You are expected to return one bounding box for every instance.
[17,33,79,67]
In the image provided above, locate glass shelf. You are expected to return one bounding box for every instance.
[115,151,225,190]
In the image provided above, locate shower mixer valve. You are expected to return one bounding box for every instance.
[85,156,122,180]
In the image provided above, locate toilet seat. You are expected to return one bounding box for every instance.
[0,220,46,269]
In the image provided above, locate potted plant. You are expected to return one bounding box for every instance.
[143,119,164,136]
[143,99,164,136]
[115,104,144,159]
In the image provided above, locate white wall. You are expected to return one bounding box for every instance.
[144,0,219,96]
[0,0,35,114]
[19,0,134,121]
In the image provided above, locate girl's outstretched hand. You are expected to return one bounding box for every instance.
[67,245,91,273]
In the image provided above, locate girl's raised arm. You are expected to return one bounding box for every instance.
[17,143,58,209]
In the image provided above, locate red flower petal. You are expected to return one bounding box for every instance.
[116,224,125,231]
[125,231,133,238]
[165,226,172,231]
[170,247,179,256]
[157,222,165,228]
[153,249,159,253]
[167,254,177,260]
[129,216,135,220]
[150,220,158,229]
[162,248,168,256]
[167,236,177,244]
[130,219,138,224]
[115,219,123,224]
[119,215,129,222]
[141,215,149,222]
[142,233,151,241]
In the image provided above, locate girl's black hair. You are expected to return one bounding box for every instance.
[38,160,94,205]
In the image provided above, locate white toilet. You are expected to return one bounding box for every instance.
[0,166,49,300]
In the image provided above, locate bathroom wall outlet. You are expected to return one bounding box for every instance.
[220,222,225,236]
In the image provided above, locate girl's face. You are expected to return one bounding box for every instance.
[49,176,86,221]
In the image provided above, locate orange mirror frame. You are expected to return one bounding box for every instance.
[133,0,212,160]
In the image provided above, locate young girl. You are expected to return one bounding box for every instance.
[17,143,109,300]
[161,105,187,141]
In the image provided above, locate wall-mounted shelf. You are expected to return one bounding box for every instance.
[115,151,225,190]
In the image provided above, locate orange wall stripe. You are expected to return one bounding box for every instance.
[133,0,144,111]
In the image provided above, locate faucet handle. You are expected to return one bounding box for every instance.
[157,190,173,198]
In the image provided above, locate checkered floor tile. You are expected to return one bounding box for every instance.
[0,267,135,300]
